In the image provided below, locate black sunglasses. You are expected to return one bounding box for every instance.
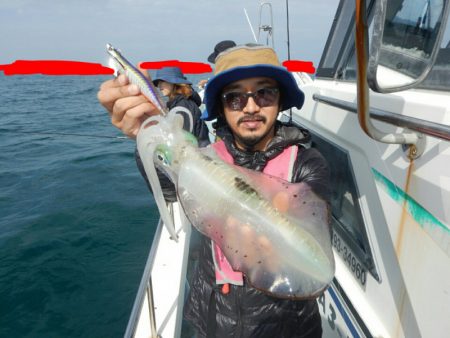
[221,87,279,111]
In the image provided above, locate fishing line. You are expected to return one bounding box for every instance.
[286,0,291,61]
[0,129,129,140]
[286,0,292,124]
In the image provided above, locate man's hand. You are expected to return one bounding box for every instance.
[223,216,278,275]
[97,73,161,138]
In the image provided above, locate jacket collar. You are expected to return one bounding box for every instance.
[219,122,311,171]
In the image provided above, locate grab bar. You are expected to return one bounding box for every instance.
[313,94,450,142]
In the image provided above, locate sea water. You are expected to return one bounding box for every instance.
[0,74,173,337]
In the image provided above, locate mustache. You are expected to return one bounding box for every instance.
[237,115,267,125]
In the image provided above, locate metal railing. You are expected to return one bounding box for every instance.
[312,94,450,142]
[124,219,164,338]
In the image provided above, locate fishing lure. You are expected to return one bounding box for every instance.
[106,44,335,299]
[106,43,168,115]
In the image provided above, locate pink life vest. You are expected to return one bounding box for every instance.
[210,140,298,286]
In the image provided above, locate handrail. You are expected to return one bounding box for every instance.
[312,94,450,142]
[354,0,420,145]
[124,218,164,338]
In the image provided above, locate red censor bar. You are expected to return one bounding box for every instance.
[139,60,212,74]
[282,60,316,74]
[0,59,313,76]
[0,60,114,76]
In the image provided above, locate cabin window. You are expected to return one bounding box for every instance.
[342,1,450,90]
[419,19,450,90]
[317,0,376,79]
[341,49,357,81]
[316,0,359,78]
[309,132,379,286]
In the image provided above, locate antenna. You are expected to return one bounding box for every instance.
[244,8,258,42]
[257,1,274,48]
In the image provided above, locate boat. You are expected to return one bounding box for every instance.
[124,0,450,337]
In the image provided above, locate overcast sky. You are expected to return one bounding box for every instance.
[0,0,340,68]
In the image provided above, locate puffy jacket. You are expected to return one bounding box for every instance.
[183,122,330,338]
[136,122,331,337]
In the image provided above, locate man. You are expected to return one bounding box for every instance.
[98,44,331,337]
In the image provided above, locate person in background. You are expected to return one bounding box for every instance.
[152,66,210,146]
[197,40,237,89]
[199,40,237,141]
[97,43,331,337]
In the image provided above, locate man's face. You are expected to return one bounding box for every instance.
[221,77,280,151]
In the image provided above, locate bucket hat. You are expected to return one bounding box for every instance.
[207,40,237,63]
[203,44,304,121]
[152,66,192,86]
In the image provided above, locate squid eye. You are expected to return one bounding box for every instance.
[156,151,170,165]
[155,145,172,165]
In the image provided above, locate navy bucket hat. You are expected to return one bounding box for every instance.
[152,66,192,86]
[203,44,304,121]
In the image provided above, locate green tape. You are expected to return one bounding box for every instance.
[372,168,449,234]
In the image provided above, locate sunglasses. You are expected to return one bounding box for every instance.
[221,87,279,111]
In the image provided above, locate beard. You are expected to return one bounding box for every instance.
[234,115,273,151]
[234,134,264,150]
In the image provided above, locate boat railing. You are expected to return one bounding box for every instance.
[312,94,450,142]
[124,201,192,338]
[124,218,164,338]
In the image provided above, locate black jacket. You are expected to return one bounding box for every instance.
[183,123,330,338]
[136,122,330,337]
[167,93,210,147]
